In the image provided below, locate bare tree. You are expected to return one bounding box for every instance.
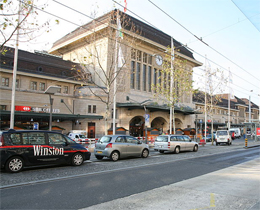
[71,10,140,135]
[0,0,58,53]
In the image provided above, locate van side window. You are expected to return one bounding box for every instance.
[49,133,66,144]
[22,132,46,145]
[9,133,21,145]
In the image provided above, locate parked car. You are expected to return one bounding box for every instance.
[0,129,91,173]
[216,130,232,146]
[202,134,216,142]
[94,135,149,161]
[154,135,198,154]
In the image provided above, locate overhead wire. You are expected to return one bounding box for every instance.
[19,0,260,99]
[147,0,260,83]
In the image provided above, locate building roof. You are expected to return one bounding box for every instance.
[0,47,83,83]
[51,9,196,61]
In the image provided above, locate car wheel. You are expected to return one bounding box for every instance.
[71,153,84,166]
[193,145,198,152]
[5,156,24,173]
[159,150,164,154]
[95,155,103,160]
[141,149,149,158]
[110,151,119,161]
[174,146,180,154]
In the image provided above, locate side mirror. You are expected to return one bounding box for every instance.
[138,140,142,144]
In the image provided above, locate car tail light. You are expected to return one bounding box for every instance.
[106,143,113,148]
[0,135,4,146]
[168,142,170,148]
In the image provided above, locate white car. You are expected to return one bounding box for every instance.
[154,135,198,154]
[216,130,232,146]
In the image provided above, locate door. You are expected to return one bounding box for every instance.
[125,136,142,156]
[183,136,194,151]
[88,123,95,138]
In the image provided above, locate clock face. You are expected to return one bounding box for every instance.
[155,55,163,66]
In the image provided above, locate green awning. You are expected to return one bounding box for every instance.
[0,110,103,122]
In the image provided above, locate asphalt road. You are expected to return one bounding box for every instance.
[1,147,259,209]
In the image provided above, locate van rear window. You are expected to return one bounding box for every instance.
[155,136,168,142]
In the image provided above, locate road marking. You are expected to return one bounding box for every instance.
[189,193,216,210]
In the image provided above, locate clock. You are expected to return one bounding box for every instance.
[155,55,163,66]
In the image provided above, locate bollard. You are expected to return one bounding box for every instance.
[245,138,248,148]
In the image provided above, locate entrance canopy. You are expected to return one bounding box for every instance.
[117,102,198,115]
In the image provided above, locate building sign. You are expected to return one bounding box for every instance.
[15,106,60,113]
[31,107,60,113]
[257,128,260,136]
[15,106,31,112]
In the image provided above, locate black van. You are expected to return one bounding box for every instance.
[0,129,91,173]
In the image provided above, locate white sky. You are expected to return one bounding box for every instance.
[3,0,260,105]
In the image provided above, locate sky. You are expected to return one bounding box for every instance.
[3,0,260,106]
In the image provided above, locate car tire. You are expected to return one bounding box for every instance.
[110,151,120,161]
[193,145,198,152]
[5,156,24,173]
[159,150,164,154]
[174,146,180,154]
[95,155,103,160]
[71,153,84,166]
[141,149,149,158]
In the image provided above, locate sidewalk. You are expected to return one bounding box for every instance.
[81,157,260,210]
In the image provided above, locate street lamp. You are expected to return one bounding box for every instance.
[44,86,61,131]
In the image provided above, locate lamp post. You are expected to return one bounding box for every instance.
[44,86,61,131]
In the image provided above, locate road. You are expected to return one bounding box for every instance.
[0,145,259,209]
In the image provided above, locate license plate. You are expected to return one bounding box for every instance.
[97,151,102,154]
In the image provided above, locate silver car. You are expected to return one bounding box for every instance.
[154,135,198,154]
[94,135,149,161]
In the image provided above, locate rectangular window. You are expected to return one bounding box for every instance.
[93,105,96,113]
[143,64,147,91]
[136,62,141,90]
[131,49,136,59]
[137,50,141,62]
[131,61,135,89]
[30,81,37,90]
[143,53,147,63]
[56,85,61,93]
[148,54,152,65]
[153,68,157,92]
[158,70,162,86]
[64,86,69,94]
[88,105,91,113]
[148,66,152,92]
[16,79,20,88]
[0,105,7,110]
[39,82,46,91]
[2,78,9,87]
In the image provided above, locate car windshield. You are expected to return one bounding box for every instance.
[155,136,168,142]
[98,136,112,143]
[79,134,86,138]
[217,131,228,136]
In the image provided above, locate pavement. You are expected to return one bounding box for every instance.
[82,139,260,210]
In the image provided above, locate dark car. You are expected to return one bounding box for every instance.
[0,129,91,173]
[202,134,216,142]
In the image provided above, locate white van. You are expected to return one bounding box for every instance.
[216,130,232,146]
[229,128,241,138]
[68,133,89,143]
